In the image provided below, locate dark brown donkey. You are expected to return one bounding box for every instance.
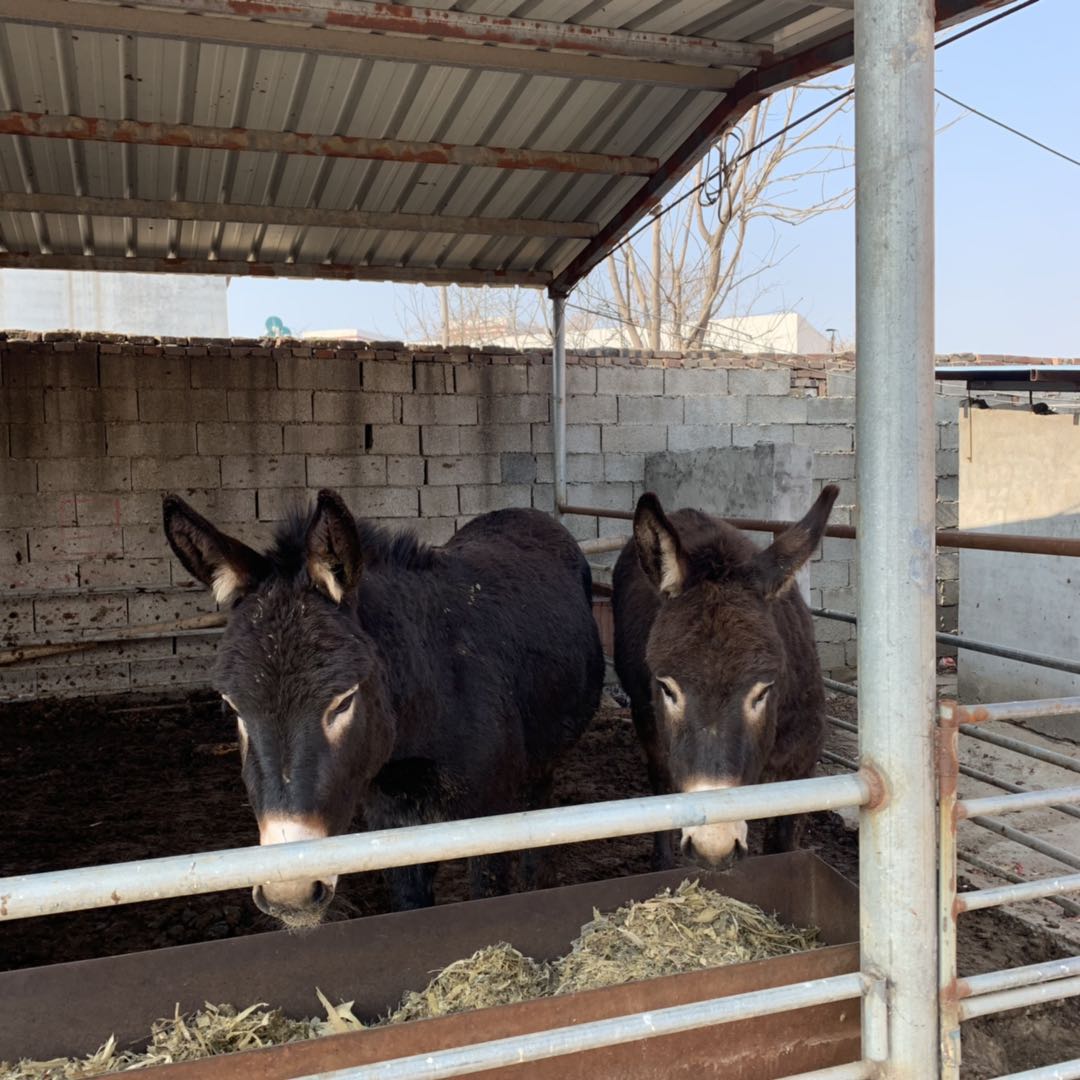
[613,484,839,870]
[163,490,604,928]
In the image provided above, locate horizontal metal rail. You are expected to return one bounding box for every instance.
[951,698,1080,726]
[958,872,1080,913]
[956,851,1080,918]
[992,1059,1080,1080]
[958,973,1080,1021]
[968,816,1080,873]
[813,608,1080,677]
[959,786,1080,819]
[557,504,1080,557]
[825,677,858,697]
[287,973,876,1080]
[959,725,1080,775]
[0,772,871,921]
[959,957,1080,999]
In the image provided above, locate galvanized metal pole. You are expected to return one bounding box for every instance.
[552,293,568,519]
[855,1,938,1077]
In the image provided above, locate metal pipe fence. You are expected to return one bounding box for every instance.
[0,772,871,921]
[287,973,880,1080]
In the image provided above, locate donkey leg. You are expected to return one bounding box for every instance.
[384,862,438,910]
[520,773,557,890]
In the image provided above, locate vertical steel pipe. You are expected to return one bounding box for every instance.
[854,1,938,1077]
[938,706,961,1079]
[551,293,568,519]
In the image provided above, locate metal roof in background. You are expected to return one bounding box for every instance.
[0,0,1010,294]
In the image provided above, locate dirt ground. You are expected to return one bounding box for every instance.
[1,689,1078,1077]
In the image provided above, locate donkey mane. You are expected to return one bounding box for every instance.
[266,506,439,577]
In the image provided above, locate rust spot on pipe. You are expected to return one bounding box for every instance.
[111,890,121,904]
[858,763,889,810]
[0,894,8,917]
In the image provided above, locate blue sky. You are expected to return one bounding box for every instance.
[228,1,1078,356]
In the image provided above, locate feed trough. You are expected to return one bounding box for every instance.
[0,851,859,1078]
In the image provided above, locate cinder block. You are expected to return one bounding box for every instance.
[601,425,667,453]
[596,367,664,396]
[139,388,227,422]
[3,350,98,388]
[333,486,419,518]
[728,368,790,396]
[938,423,959,450]
[459,484,532,515]
[129,590,219,625]
[747,396,807,424]
[936,500,959,529]
[421,426,461,455]
[0,667,35,699]
[44,388,138,423]
[567,425,601,454]
[827,371,856,397]
[937,475,959,501]
[501,453,537,485]
[806,397,855,424]
[527,364,595,395]
[683,396,747,425]
[38,662,132,696]
[567,454,605,483]
[129,657,211,690]
[415,362,452,394]
[812,560,850,588]
[132,456,220,491]
[813,452,855,481]
[618,396,683,425]
[1,598,34,639]
[0,528,28,565]
[535,454,554,484]
[277,355,359,389]
[108,422,197,458]
[0,458,36,493]
[257,488,312,521]
[814,642,847,672]
[11,422,106,458]
[566,482,635,512]
[364,361,413,393]
[0,388,45,422]
[731,424,794,448]
[937,551,959,582]
[822,537,854,561]
[815,617,854,644]
[395,516,456,546]
[306,455,387,488]
[478,395,549,425]
[369,425,420,455]
[938,580,959,607]
[402,395,479,426]
[34,594,128,636]
[666,424,734,452]
[794,425,853,452]
[282,424,366,455]
[225,389,313,422]
[456,365,529,396]
[531,483,554,513]
[78,558,172,589]
[934,396,960,425]
[567,395,617,424]
[420,486,460,518]
[453,424,528,455]
[664,369,730,396]
[38,457,131,493]
[603,453,645,482]
[936,448,958,479]
[100,352,189,388]
[388,456,425,486]
[426,455,501,486]
[0,559,79,591]
[71,492,131,526]
[189,354,275,389]
[821,586,856,613]
[312,392,396,425]
[31,526,125,562]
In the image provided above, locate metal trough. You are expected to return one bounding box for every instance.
[0,852,859,1078]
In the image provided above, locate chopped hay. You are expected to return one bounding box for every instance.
[2,881,819,1079]
[384,943,554,1024]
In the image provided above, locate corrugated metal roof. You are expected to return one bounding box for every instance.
[0,0,1007,292]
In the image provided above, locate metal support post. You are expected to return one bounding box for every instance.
[854,1,938,1077]
[938,704,962,1079]
[551,292,568,519]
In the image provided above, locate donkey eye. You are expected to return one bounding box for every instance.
[752,682,774,707]
[658,679,677,704]
[329,693,355,721]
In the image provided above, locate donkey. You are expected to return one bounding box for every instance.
[612,484,839,870]
[163,489,604,928]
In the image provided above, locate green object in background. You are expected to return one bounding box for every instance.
[265,315,292,338]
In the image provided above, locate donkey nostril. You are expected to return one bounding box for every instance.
[311,880,331,906]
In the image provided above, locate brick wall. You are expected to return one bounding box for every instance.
[1,333,989,700]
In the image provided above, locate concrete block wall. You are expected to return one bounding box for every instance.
[1,333,996,699]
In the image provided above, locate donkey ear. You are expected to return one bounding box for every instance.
[754,484,839,600]
[633,492,688,598]
[305,489,363,604]
[162,496,270,606]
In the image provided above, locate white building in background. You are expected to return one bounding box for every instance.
[467,311,835,354]
[0,270,228,336]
